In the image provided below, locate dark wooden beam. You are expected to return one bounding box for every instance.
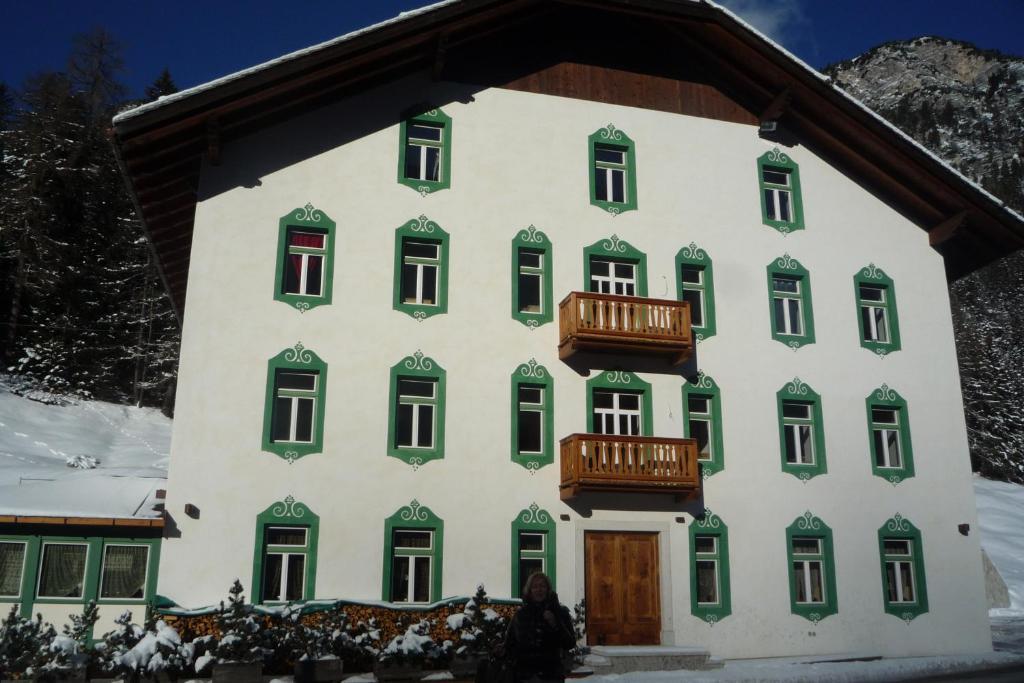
[206,117,222,166]
[929,210,969,247]
[760,87,791,123]
[432,32,449,80]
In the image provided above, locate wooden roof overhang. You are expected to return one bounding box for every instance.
[0,514,165,528]
[112,0,1024,322]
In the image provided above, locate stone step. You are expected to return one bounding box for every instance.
[585,645,717,674]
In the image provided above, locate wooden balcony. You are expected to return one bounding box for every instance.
[559,434,700,500]
[558,292,693,365]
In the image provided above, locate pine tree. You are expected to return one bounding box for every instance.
[215,580,263,664]
[145,68,178,102]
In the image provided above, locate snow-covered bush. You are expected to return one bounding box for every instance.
[445,585,507,658]
[24,601,99,681]
[0,606,57,678]
[213,580,264,665]
[104,615,195,681]
[377,620,443,667]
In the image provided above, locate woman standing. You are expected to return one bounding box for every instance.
[503,572,577,683]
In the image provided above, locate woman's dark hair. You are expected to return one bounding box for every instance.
[522,571,553,600]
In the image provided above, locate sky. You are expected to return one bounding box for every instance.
[1,0,1022,100]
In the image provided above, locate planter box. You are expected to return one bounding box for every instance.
[374,661,424,682]
[294,657,344,683]
[449,654,485,679]
[211,661,263,683]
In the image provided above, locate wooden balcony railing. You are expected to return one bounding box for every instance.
[559,433,700,500]
[558,291,693,365]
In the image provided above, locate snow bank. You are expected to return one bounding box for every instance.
[973,476,1024,614]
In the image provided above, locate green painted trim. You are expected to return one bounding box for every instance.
[387,351,447,467]
[392,216,450,321]
[272,204,336,312]
[675,243,716,341]
[757,148,804,233]
[854,264,902,356]
[261,343,328,462]
[588,125,637,214]
[382,501,444,603]
[766,254,816,349]
[27,536,102,607]
[397,108,452,194]
[583,236,648,297]
[510,359,555,471]
[865,385,915,484]
[785,512,838,623]
[877,515,929,621]
[251,497,320,605]
[0,534,40,615]
[510,226,554,329]
[776,378,827,481]
[510,504,557,597]
[682,372,725,478]
[689,508,731,624]
[95,538,161,605]
[586,370,653,436]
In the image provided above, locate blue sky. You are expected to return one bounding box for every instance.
[1,0,1022,99]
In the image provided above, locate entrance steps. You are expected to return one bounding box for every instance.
[584,645,723,674]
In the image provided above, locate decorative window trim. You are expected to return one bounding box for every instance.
[510,503,556,596]
[877,514,929,621]
[682,372,724,478]
[785,512,838,623]
[510,359,554,472]
[588,124,637,214]
[776,378,827,481]
[511,226,553,329]
[273,203,336,312]
[766,254,816,349]
[866,385,915,484]
[583,235,648,297]
[397,108,452,194]
[854,264,902,356]
[393,216,450,321]
[689,508,731,625]
[251,496,319,605]
[757,148,804,233]
[387,351,447,468]
[382,500,444,603]
[261,343,328,463]
[675,242,716,341]
[586,370,653,436]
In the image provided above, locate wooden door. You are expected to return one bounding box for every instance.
[584,531,661,645]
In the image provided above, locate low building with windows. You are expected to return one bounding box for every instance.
[111,0,1024,659]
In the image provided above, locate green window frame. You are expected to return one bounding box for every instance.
[261,343,328,463]
[273,203,336,312]
[682,372,724,478]
[511,359,554,471]
[854,264,902,356]
[587,370,652,436]
[510,504,556,597]
[393,216,450,321]
[757,148,804,233]
[689,508,731,624]
[866,385,915,484]
[251,497,319,605]
[387,351,447,468]
[397,108,451,194]
[382,500,443,604]
[766,254,815,349]
[511,226,553,328]
[877,514,929,621]
[588,124,637,214]
[583,235,648,297]
[776,378,826,481]
[675,243,716,341]
[785,512,837,623]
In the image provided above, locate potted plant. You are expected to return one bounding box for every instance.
[211,581,264,682]
[446,585,506,679]
[286,605,344,683]
[374,620,440,682]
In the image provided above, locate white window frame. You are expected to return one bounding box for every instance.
[872,407,902,469]
[406,123,444,182]
[593,390,642,436]
[518,531,547,576]
[517,385,545,454]
[284,230,327,297]
[791,537,825,605]
[273,371,318,444]
[36,542,89,599]
[772,276,804,336]
[517,248,545,314]
[0,541,27,598]
[694,534,721,606]
[762,167,793,223]
[262,526,309,603]
[590,258,637,296]
[98,543,151,600]
[859,285,890,343]
[402,240,441,306]
[594,145,628,203]
[782,401,815,465]
[680,265,706,329]
[397,379,437,449]
[883,539,917,604]
[392,530,434,604]
[687,395,714,463]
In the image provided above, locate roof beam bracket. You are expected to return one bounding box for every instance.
[432,32,449,81]
[759,87,791,131]
[930,210,969,247]
[206,117,222,167]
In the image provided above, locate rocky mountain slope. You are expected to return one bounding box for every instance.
[827,38,1024,483]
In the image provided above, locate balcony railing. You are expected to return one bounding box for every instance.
[559,433,700,500]
[558,291,693,364]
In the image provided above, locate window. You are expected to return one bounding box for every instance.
[37,543,88,599]
[0,541,27,598]
[99,544,149,600]
[757,148,804,233]
[675,243,717,341]
[682,373,724,476]
[589,125,637,214]
[511,227,553,328]
[383,501,443,603]
[854,265,902,355]
[878,515,928,620]
[582,236,648,297]
[262,344,328,462]
[398,108,451,194]
[586,371,653,436]
[511,360,554,470]
[590,258,636,296]
[785,513,837,621]
[393,216,450,320]
[252,498,319,605]
[274,204,336,312]
[689,509,731,623]
[388,352,447,466]
[511,504,556,596]
[866,385,915,483]
[766,255,815,348]
[776,378,826,480]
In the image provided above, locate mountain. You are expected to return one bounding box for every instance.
[827,37,1024,483]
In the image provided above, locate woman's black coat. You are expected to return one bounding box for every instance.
[503,591,576,681]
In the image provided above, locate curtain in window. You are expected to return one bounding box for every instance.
[100,546,148,599]
[39,544,87,597]
[0,543,25,596]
